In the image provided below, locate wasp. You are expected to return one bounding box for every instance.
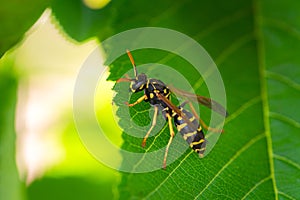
[117,50,227,169]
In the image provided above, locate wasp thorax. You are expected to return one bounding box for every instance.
[130,73,148,92]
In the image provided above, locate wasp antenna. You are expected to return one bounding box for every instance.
[126,49,138,78]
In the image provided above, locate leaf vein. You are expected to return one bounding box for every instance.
[155,9,251,66]
[269,112,300,129]
[241,176,271,199]
[264,18,300,41]
[273,154,300,170]
[206,96,261,139]
[194,8,251,40]
[143,151,194,199]
[193,34,254,90]
[278,191,297,200]
[266,71,300,92]
[224,96,261,124]
[194,133,265,199]
[130,124,169,172]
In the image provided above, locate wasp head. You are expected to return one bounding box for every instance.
[130,73,147,92]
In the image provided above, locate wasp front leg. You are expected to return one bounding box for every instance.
[141,105,158,148]
[116,74,132,83]
[125,94,147,107]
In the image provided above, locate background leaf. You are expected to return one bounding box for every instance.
[0,55,26,200]
[0,0,49,57]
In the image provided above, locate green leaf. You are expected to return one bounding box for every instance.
[0,54,25,200]
[52,0,300,199]
[0,0,49,57]
[51,0,115,41]
[27,177,114,200]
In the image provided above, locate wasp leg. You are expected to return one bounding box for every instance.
[141,105,158,147]
[188,102,224,133]
[125,94,147,107]
[116,74,131,83]
[116,78,131,83]
[199,118,224,133]
[162,113,175,169]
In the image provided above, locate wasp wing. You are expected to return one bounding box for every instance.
[168,85,228,117]
[156,93,198,130]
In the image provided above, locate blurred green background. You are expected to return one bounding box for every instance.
[1,0,300,199]
[1,0,121,200]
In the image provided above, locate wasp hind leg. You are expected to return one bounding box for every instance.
[162,113,175,169]
[188,102,224,133]
[141,105,159,148]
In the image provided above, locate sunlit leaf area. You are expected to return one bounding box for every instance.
[1,0,300,200]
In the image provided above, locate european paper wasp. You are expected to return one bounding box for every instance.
[117,50,227,169]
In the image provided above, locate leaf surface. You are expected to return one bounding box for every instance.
[52,0,300,199]
[0,0,49,57]
[0,55,25,200]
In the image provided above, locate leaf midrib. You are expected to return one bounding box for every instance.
[253,0,278,199]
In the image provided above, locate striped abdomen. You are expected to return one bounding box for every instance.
[173,107,206,157]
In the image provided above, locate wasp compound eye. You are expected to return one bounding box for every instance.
[137,73,147,82]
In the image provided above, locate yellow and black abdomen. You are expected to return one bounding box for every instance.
[173,108,206,157]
